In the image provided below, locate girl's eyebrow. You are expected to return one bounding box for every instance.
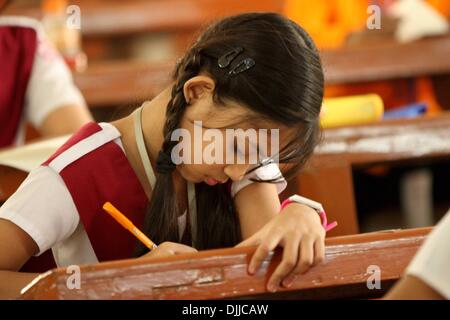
[188,115,254,130]
[190,119,224,130]
[190,118,270,158]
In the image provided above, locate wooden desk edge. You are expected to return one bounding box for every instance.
[20,227,431,300]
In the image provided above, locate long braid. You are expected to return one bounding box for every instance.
[135,50,203,256]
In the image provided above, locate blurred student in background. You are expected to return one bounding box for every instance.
[0,0,92,148]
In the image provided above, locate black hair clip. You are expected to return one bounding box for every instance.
[156,150,176,174]
[218,47,244,68]
[228,58,255,76]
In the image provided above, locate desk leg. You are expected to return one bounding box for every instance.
[296,163,359,236]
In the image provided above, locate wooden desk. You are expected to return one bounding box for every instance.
[297,113,450,236]
[322,34,450,85]
[20,227,430,300]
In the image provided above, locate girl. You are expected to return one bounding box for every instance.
[0,12,329,299]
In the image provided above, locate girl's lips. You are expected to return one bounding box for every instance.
[205,177,219,186]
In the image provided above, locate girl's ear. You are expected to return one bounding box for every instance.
[183,76,216,104]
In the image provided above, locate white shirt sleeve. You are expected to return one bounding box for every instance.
[0,166,80,256]
[24,23,87,128]
[231,163,287,198]
[406,210,450,299]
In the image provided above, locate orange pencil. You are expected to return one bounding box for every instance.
[102,202,157,251]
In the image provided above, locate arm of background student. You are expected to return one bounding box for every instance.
[0,219,39,299]
[386,211,450,300]
[384,275,445,300]
[25,27,93,138]
[38,104,93,137]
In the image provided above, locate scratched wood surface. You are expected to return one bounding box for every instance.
[20,228,430,300]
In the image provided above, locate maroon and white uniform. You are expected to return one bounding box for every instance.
[0,16,86,147]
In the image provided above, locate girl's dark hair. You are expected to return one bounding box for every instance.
[135,12,324,255]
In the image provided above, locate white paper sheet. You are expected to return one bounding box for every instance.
[0,135,70,172]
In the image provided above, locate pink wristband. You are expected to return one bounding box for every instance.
[280,198,338,232]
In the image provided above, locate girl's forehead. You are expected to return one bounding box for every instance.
[192,113,283,132]
[184,96,292,136]
[198,104,284,131]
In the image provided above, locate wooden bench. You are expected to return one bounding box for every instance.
[20,227,430,300]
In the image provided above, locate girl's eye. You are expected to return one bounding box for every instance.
[227,138,245,164]
[233,138,245,157]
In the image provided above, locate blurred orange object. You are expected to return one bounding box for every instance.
[284,0,369,49]
[285,0,445,113]
[285,0,449,50]
[428,0,450,17]
[41,0,67,14]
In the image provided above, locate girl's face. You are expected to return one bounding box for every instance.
[174,75,293,185]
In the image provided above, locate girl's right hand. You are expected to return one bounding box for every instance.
[139,241,198,260]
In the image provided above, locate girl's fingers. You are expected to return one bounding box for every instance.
[248,231,283,275]
[162,242,198,253]
[148,242,198,258]
[267,234,300,292]
[295,237,315,275]
[234,233,259,248]
[313,237,325,266]
[281,237,315,288]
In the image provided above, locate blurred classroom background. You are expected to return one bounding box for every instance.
[2,0,450,237]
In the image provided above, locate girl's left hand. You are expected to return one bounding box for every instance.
[235,203,326,292]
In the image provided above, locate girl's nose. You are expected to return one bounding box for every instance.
[224,164,251,182]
